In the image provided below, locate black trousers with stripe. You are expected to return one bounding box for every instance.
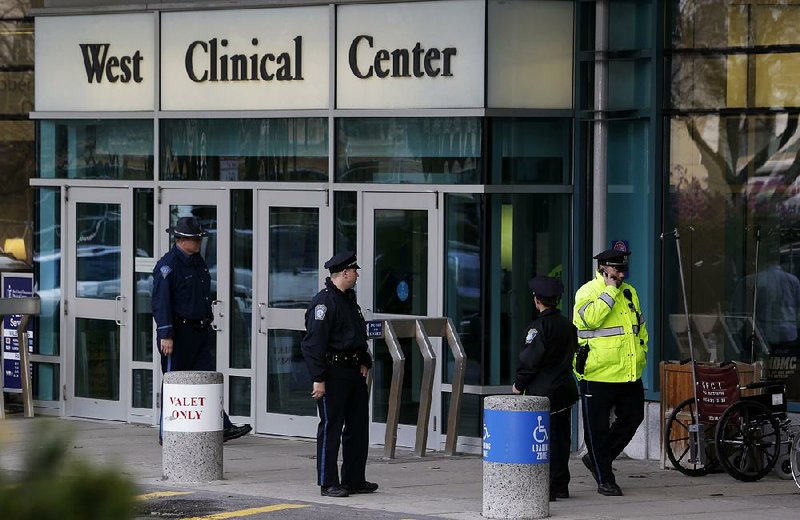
[316,364,369,487]
[579,378,644,485]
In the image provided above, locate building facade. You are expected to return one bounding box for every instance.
[13,0,798,457]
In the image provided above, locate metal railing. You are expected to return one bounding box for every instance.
[372,317,466,459]
[0,297,41,419]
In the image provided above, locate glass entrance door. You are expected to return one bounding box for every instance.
[362,192,440,451]
[255,190,331,436]
[158,190,231,407]
[65,188,133,420]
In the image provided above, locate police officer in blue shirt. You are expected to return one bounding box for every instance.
[152,216,251,443]
[301,251,378,498]
[512,276,579,501]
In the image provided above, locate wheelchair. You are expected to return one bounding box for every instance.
[664,361,799,482]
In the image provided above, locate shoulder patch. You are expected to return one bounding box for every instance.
[159,265,172,279]
[525,328,538,344]
[314,304,327,320]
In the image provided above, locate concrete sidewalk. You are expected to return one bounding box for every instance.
[1,416,799,519]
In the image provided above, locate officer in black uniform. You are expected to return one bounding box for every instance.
[512,276,579,501]
[152,216,251,443]
[301,251,378,498]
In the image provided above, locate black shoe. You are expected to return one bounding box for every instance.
[549,494,557,502]
[343,481,379,494]
[321,485,350,498]
[553,489,569,499]
[597,482,623,496]
[223,424,252,442]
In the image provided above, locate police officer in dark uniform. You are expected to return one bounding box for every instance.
[512,276,579,501]
[152,216,251,443]
[301,251,378,498]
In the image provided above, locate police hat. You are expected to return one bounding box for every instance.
[593,248,631,268]
[166,216,208,239]
[324,251,360,273]
[528,276,563,298]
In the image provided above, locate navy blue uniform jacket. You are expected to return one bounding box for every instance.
[301,278,372,383]
[152,244,213,343]
[514,308,579,412]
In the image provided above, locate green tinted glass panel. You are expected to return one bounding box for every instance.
[160,118,327,182]
[373,209,427,315]
[231,190,253,369]
[230,376,251,417]
[267,329,316,416]
[34,187,60,356]
[490,118,571,184]
[38,120,153,179]
[132,369,152,409]
[32,362,59,401]
[75,318,119,400]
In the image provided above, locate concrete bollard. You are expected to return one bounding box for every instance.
[162,371,224,482]
[482,395,550,519]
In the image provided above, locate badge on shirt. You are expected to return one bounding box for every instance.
[159,265,172,279]
[314,304,327,320]
[525,328,538,344]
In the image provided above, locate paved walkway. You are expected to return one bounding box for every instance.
[1,416,799,519]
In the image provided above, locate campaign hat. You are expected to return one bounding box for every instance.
[528,276,564,298]
[324,251,360,273]
[593,248,631,268]
[166,216,208,238]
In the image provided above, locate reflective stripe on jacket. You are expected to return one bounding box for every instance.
[572,272,648,382]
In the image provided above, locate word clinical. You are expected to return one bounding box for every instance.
[185,36,303,82]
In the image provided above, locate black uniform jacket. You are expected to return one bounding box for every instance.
[514,308,579,412]
[300,278,372,383]
[152,244,213,343]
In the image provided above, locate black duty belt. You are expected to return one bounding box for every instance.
[175,316,212,330]
[326,351,361,367]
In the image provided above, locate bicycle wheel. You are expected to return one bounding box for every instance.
[791,430,800,489]
[715,400,781,482]
[665,397,718,476]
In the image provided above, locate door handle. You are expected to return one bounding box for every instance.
[211,299,223,331]
[115,295,127,326]
[257,302,266,335]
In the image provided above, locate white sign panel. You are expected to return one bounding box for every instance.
[162,383,224,432]
[336,0,485,109]
[35,14,155,111]
[161,7,329,111]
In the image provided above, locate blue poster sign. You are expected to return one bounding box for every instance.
[2,272,34,393]
[396,280,409,302]
[483,409,549,464]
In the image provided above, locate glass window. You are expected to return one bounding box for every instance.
[231,190,253,369]
[485,193,571,386]
[444,194,482,386]
[34,187,60,356]
[336,118,481,184]
[132,369,152,409]
[75,202,121,300]
[133,272,153,363]
[134,189,153,258]
[230,376,251,417]
[38,120,153,180]
[490,118,571,184]
[608,1,652,52]
[0,20,34,69]
[268,207,319,309]
[267,330,315,416]
[160,118,327,182]
[75,318,119,400]
[666,113,800,399]
[334,191,357,254]
[373,209,428,315]
[32,362,59,401]
[0,120,34,265]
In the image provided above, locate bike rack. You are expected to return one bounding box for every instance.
[375,317,466,459]
[0,297,41,419]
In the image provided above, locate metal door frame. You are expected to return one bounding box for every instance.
[64,187,134,420]
[157,189,231,412]
[361,191,442,451]
[254,189,331,437]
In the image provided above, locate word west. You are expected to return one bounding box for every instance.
[80,44,145,83]
[169,396,206,420]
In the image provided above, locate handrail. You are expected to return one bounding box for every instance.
[377,317,466,459]
[0,297,41,420]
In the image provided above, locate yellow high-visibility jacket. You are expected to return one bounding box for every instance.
[572,272,648,382]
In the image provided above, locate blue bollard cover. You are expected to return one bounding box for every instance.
[483,409,549,464]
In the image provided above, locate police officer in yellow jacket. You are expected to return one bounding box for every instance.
[573,249,647,496]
